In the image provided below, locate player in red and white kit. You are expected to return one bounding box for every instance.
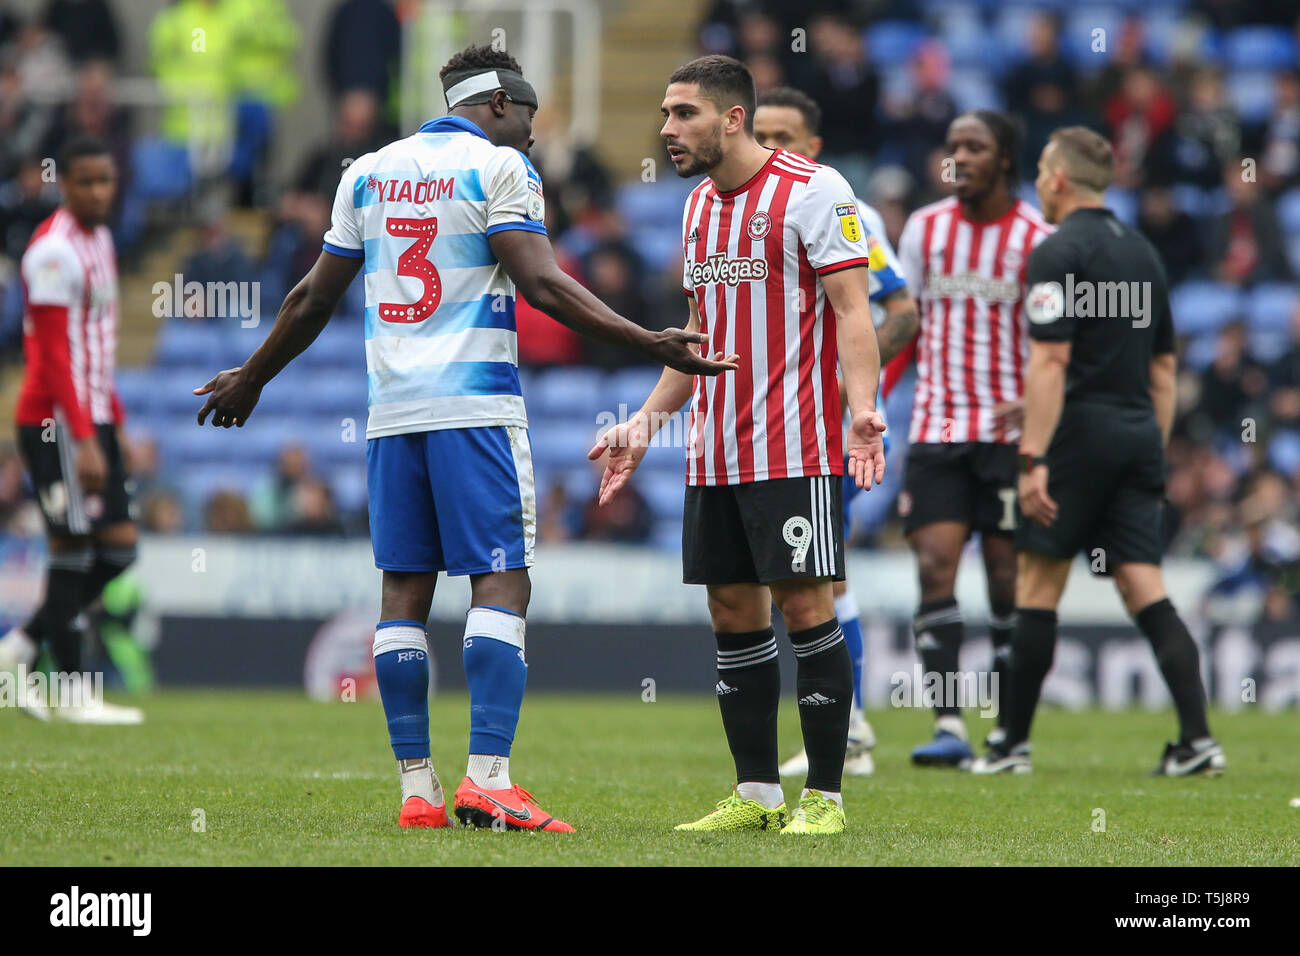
[591,57,887,835]
[895,112,1053,766]
[0,137,142,724]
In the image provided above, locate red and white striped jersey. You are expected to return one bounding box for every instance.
[681,148,870,485]
[16,207,121,439]
[897,196,1053,445]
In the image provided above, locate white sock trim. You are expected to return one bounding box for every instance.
[737,781,785,809]
[465,606,526,653]
[833,591,859,622]
[373,623,427,657]
[466,753,511,789]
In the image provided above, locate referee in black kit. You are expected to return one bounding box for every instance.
[971,127,1224,776]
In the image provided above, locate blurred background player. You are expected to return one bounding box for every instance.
[593,56,887,834]
[974,128,1224,776]
[194,45,733,832]
[753,87,921,778]
[0,136,142,725]
[896,111,1053,767]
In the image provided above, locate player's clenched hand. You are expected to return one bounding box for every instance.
[194,367,263,428]
[845,409,887,490]
[648,329,739,376]
[588,412,652,506]
[1019,465,1057,526]
[993,398,1025,432]
[75,436,108,494]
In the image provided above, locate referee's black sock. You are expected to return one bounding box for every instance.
[1135,598,1212,744]
[790,618,852,794]
[714,628,781,785]
[914,598,963,718]
[32,547,93,673]
[1004,608,1058,747]
[989,603,1016,730]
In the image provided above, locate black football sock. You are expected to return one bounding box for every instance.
[714,628,781,785]
[989,603,1016,730]
[83,545,137,609]
[790,619,853,794]
[1135,598,1212,744]
[914,598,963,718]
[1004,608,1057,747]
[33,548,93,673]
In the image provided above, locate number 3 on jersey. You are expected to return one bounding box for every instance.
[379,216,441,323]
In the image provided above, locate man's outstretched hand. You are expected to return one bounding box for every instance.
[588,411,653,507]
[649,332,738,376]
[845,409,887,490]
[195,367,263,427]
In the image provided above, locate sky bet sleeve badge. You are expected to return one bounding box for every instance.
[836,202,862,242]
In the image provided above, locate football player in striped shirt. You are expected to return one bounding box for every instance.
[0,137,143,725]
[591,57,888,834]
[196,45,734,833]
[895,111,1054,768]
[753,87,922,779]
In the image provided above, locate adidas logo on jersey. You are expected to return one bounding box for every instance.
[799,692,836,706]
[715,680,738,696]
[686,227,700,245]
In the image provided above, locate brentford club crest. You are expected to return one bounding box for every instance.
[747,211,771,240]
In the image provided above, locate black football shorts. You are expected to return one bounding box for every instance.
[18,422,134,536]
[683,474,845,585]
[899,441,1018,536]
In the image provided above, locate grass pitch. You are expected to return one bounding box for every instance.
[2,691,1297,866]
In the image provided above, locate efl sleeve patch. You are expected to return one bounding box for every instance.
[836,202,862,242]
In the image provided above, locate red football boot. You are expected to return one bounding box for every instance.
[398,795,450,828]
[453,777,575,832]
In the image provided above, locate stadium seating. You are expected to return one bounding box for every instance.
[1170,281,1243,337]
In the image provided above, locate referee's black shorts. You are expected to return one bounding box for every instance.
[1016,402,1166,570]
[683,474,845,585]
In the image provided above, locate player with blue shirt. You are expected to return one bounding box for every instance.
[195,45,736,832]
[753,89,920,777]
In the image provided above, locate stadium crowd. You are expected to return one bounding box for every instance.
[0,0,1294,624]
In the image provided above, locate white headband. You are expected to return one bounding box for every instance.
[445,71,503,108]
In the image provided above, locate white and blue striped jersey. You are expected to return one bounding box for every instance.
[323,115,547,439]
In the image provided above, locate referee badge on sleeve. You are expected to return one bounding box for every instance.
[835,202,862,242]
[1026,281,1065,324]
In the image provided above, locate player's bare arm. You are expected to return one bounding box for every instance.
[1150,352,1177,447]
[195,251,362,427]
[588,299,737,506]
[824,265,886,491]
[489,228,738,377]
[1018,338,1071,525]
[873,286,920,366]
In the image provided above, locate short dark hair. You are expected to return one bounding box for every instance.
[439,44,523,82]
[668,55,756,133]
[59,135,111,174]
[757,87,821,137]
[965,109,1022,185]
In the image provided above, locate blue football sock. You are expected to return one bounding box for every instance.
[373,619,430,760]
[463,606,528,756]
[835,592,865,710]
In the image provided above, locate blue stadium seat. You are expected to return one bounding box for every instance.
[1104,188,1138,225]
[641,470,686,520]
[154,368,213,414]
[1063,7,1126,67]
[1246,283,1297,332]
[865,21,929,68]
[154,322,227,367]
[1182,333,1218,372]
[1248,330,1290,364]
[1225,26,1298,72]
[604,367,664,410]
[1226,72,1277,125]
[615,179,696,234]
[528,419,602,470]
[650,518,682,552]
[529,367,607,418]
[115,369,159,417]
[327,464,369,513]
[993,5,1045,61]
[1268,431,1300,477]
[1170,281,1243,336]
[299,326,364,369]
[300,417,366,466]
[129,139,191,202]
[1276,188,1300,236]
[947,68,1003,112]
[294,370,369,419]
